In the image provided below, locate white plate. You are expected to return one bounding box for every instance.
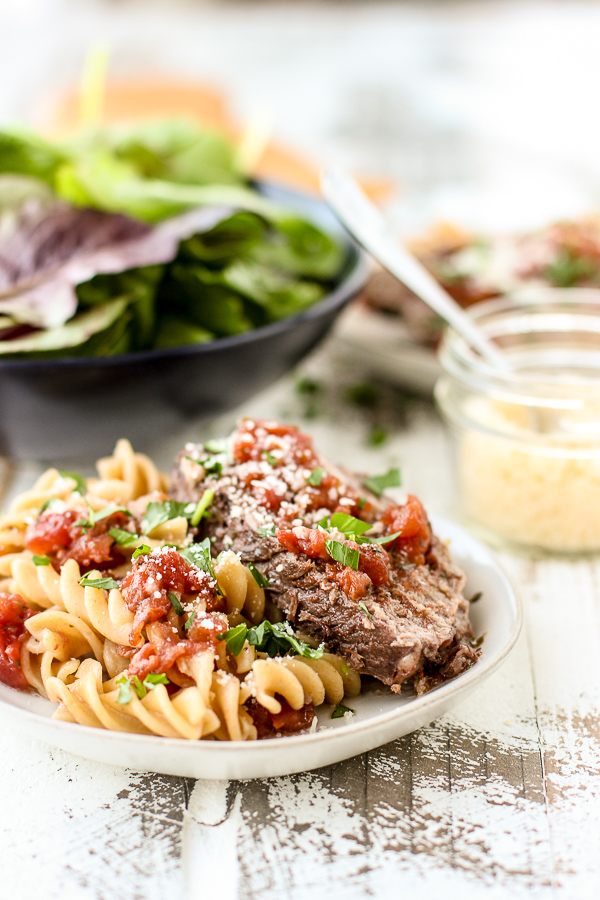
[0,517,521,780]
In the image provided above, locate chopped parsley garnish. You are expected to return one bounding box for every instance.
[203,439,228,455]
[306,467,325,486]
[257,524,277,538]
[331,703,354,719]
[358,601,373,621]
[38,497,59,514]
[140,500,196,535]
[116,673,169,704]
[345,381,378,408]
[108,528,140,547]
[218,620,323,659]
[371,530,403,545]
[200,456,223,477]
[58,470,87,496]
[78,575,119,590]
[248,563,270,588]
[469,591,483,604]
[368,426,388,447]
[363,466,402,497]
[339,661,349,675]
[75,504,131,529]
[546,251,598,288]
[132,544,151,560]
[326,539,360,571]
[190,489,214,527]
[319,512,372,537]
[265,451,277,466]
[357,496,367,511]
[184,611,196,633]
[144,673,169,688]
[179,538,222,593]
[219,622,247,656]
[168,592,184,616]
[32,555,51,566]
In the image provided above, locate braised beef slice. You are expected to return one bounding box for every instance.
[170,445,477,692]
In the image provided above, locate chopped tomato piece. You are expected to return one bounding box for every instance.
[233,419,316,467]
[121,548,222,643]
[276,525,328,559]
[329,566,372,600]
[0,593,34,690]
[25,509,129,573]
[246,696,315,739]
[25,510,80,556]
[381,495,432,565]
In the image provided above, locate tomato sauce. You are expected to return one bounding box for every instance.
[246,696,315,739]
[0,593,34,690]
[25,509,130,573]
[121,548,223,643]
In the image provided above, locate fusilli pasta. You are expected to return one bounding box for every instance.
[0,440,362,740]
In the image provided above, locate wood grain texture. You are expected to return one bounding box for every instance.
[2,3,600,895]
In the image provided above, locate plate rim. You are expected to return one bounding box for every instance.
[0,515,522,761]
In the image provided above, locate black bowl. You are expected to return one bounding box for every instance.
[0,183,368,460]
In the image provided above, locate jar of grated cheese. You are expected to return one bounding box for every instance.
[435,289,600,554]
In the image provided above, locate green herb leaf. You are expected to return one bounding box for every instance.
[248,562,270,588]
[203,439,228,454]
[326,539,360,570]
[363,467,402,497]
[318,512,372,537]
[190,489,214,527]
[339,661,349,675]
[306,467,325,486]
[469,591,483,604]
[133,544,151,560]
[371,530,403,545]
[357,496,367,511]
[144,673,169,689]
[331,703,354,719]
[141,500,195,535]
[358,601,373,621]
[38,498,59,514]
[199,456,223,478]
[257,524,277,538]
[93,505,131,523]
[218,623,248,656]
[109,527,140,547]
[265,451,277,466]
[32,555,51,566]
[219,619,323,659]
[58,469,87,496]
[179,538,222,593]
[168,592,184,616]
[368,426,388,447]
[79,574,119,590]
[184,611,196,633]
[116,676,132,704]
[131,675,147,699]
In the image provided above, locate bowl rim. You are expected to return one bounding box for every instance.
[0,183,369,372]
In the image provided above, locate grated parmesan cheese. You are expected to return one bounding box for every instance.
[458,398,600,552]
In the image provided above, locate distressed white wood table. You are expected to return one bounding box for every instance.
[0,338,599,899]
[1,1,600,896]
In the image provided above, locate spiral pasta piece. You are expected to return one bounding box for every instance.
[96,439,169,500]
[214,550,265,625]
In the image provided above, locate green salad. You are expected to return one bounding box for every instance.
[0,120,345,358]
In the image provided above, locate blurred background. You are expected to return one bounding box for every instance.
[3,0,600,235]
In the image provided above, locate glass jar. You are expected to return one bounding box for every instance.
[435,289,600,554]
